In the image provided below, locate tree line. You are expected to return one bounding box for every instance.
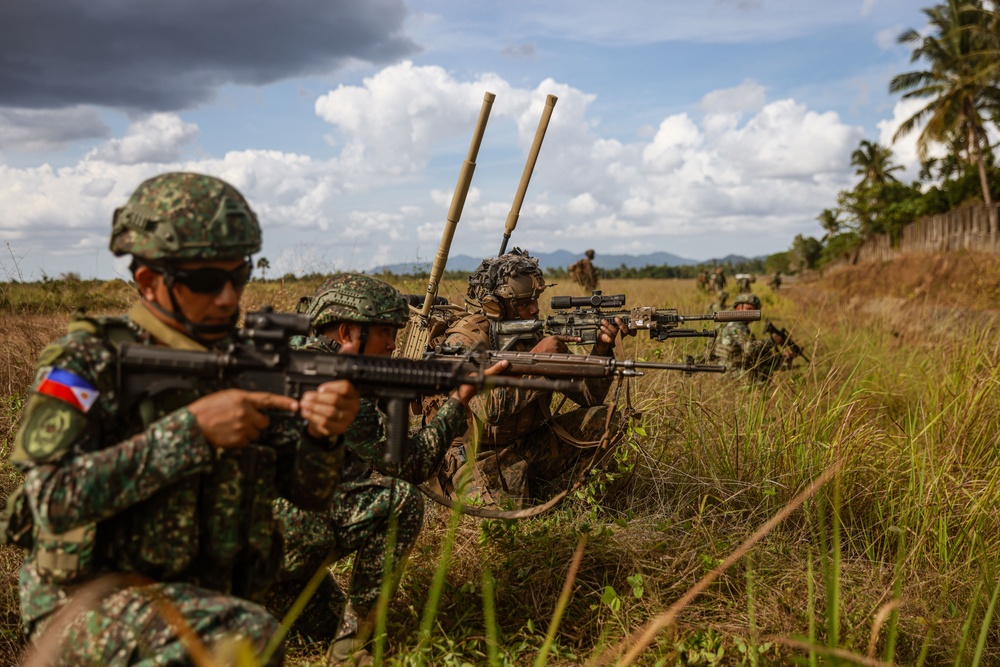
[772,0,1000,273]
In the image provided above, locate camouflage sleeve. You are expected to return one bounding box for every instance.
[23,408,214,535]
[269,414,345,513]
[472,383,543,426]
[13,328,218,535]
[559,354,613,408]
[440,329,543,427]
[744,340,784,381]
[346,397,467,483]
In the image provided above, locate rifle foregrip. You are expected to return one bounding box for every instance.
[713,309,761,322]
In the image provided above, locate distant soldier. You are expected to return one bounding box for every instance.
[706,292,797,383]
[568,249,599,292]
[769,272,782,290]
[709,266,727,292]
[735,273,755,293]
[696,270,710,293]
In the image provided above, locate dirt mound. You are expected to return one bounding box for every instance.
[823,251,1000,311]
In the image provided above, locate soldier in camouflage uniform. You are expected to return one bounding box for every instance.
[434,249,631,508]
[735,273,755,293]
[568,249,599,292]
[769,271,782,290]
[708,266,727,292]
[696,270,710,293]
[1,173,360,666]
[706,292,795,383]
[271,274,505,665]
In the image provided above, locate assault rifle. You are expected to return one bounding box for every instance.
[491,291,761,350]
[431,347,726,376]
[117,308,582,466]
[763,320,810,363]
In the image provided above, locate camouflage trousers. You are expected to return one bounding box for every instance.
[28,580,281,666]
[443,404,617,508]
[269,477,423,642]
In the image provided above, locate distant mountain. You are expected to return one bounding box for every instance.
[373,249,700,274]
[704,254,764,265]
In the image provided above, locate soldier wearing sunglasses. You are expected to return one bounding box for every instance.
[3,172,360,665]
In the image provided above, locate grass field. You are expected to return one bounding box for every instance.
[2,257,1000,666]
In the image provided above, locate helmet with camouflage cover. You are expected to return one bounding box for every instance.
[297,273,408,334]
[733,292,761,309]
[110,172,261,261]
[466,248,550,319]
[585,249,595,259]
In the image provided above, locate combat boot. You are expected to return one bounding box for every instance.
[326,602,376,666]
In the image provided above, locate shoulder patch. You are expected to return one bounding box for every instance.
[36,368,100,413]
[36,343,66,367]
[67,319,99,335]
[14,394,87,463]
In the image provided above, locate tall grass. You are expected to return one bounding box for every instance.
[3,272,1000,665]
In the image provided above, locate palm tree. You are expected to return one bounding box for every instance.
[850,140,904,187]
[256,256,270,281]
[889,0,1000,229]
[816,208,842,240]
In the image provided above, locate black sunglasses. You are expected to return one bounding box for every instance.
[150,261,253,294]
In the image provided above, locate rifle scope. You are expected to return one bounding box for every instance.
[550,291,626,310]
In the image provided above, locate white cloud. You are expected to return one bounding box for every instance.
[877,97,944,180]
[643,114,703,171]
[314,61,510,177]
[0,65,869,278]
[700,79,766,116]
[89,113,199,165]
[875,25,900,51]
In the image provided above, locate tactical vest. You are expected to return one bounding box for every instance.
[8,314,281,598]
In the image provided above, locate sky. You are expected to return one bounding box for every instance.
[0,0,933,281]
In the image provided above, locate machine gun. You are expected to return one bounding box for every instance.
[491,291,761,350]
[430,346,725,377]
[763,320,810,363]
[117,308,582,466]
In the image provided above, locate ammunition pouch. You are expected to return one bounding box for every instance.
[36,523,97,584]
[0,485,35,550]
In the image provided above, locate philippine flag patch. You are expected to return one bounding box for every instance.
[36,368,99,413]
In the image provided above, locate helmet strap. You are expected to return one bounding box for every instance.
[146,275,239,345]
[357,324,370,356]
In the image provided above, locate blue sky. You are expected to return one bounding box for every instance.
[0,0,931,280]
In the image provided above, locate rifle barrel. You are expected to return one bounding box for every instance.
[422,91,495,318]
[499,94,557,256]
